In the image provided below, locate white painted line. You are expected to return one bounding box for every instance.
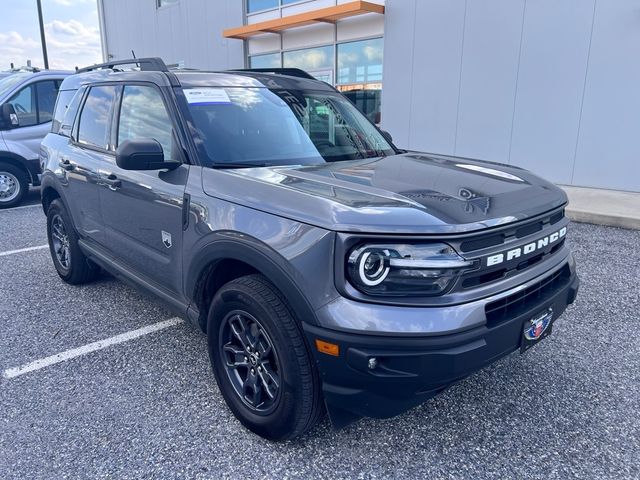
[0,244,48,257]
[2,203,41,211]
[2,317,184,379]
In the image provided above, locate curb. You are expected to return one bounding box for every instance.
[566,208,640,231]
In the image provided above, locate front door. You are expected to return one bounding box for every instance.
[99,84,188,297]
[2,80,61,160]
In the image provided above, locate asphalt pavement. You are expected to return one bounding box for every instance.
[0,189,638,479]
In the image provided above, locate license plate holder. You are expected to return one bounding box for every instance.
[520,307,554,353]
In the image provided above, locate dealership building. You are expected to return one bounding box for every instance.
[97,0,639,192]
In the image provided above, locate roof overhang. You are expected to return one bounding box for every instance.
[223,1,385,40]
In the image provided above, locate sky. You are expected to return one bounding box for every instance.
[0,0,102,71]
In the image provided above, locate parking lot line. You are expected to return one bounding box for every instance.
[0,245,48,257]
[2,317,184,380]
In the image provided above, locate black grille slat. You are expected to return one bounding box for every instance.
[485,264,571,327]
[515,221,543,239]
[460,234,504,253]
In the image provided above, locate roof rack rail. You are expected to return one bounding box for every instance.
[76,57,168,74]
[229,68,316,80]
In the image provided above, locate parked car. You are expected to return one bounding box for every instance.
[0,69,70,207]
[40,58,579,441]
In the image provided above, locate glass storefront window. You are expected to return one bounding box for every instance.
[283,45,334,73]
[337,84,382,125]
[249,53,282,69]
[247,0,278,13]
[248,0,305,13]
[337,37,383,85]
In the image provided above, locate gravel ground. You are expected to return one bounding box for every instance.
[0,202,638,479]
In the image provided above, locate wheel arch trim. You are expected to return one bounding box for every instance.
[186,234,319,329]
[0,151,33,183]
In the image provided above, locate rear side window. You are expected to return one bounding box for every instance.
[77,85,118,149]
[52,89,77,134]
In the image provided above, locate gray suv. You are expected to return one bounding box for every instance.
[0,69,69,207]
[40,58,579,440]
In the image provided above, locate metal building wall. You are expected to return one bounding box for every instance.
[98,0,244,70]
[382,0,640,192]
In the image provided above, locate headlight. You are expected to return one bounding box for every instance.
[347,243,476,296]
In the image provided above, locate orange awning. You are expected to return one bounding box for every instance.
[223,1,385,40]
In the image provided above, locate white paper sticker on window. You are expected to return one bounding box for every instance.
[184,88,231,105]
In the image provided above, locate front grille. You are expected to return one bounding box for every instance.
[458,208,565,254]
[484,264,571,327]
[454,207,567,291]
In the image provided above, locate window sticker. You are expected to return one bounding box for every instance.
[184,88,231,105]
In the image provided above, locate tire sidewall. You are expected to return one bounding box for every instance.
[208,283,308,440]
[0,163,28,209]
[47,200,73,279]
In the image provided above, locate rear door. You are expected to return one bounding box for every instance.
[98,83,189,296]
[63,85,119,244]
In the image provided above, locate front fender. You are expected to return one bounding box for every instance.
[185,232,328,328]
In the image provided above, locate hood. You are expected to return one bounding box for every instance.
[201,153,567,234]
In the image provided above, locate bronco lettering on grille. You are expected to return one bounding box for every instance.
[485,227,566,267]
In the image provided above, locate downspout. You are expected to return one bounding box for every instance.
[96,0,110,61]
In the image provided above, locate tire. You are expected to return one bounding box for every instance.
[0,162,29,209]
[46,199,99,284]
[208,274,324,441]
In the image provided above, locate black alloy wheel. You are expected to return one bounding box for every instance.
[219,310,282,414]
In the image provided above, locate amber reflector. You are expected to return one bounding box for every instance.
[315,339,340,356]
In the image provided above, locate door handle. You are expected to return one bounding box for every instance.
[58,159,75,171]
[101,173,121,191]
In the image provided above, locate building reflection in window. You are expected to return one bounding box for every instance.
[249,52,282,69]
[247,38,384,124]
[283,45,334,72]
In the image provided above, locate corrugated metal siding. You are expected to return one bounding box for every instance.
[100,0,244,70]
[382,0,640,192]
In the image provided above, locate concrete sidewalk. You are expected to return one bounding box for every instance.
[560,185,640,230]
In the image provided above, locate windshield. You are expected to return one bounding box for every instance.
[0,73,29,99]
[183,86,395,167]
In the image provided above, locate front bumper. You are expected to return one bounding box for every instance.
[303,258,580,426]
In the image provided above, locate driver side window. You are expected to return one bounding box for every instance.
[117,85,175,160]
[6,80,60,128]
[7,85,37,127]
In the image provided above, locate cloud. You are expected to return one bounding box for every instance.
[44,19,102,69]
[0,32,43,68]
[50,0,93,6]
[0,18,102,70]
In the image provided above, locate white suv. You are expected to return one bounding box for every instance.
[0,69,69,207]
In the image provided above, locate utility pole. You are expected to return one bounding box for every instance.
[36,0,49,69]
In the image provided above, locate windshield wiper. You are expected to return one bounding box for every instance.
[211,162,270,169]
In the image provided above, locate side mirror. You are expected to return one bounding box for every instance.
[380,129,393,144]
[115,138,180,171]
[1,104,19,129]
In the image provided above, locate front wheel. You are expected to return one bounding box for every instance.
[0,162,28,208]
[208,274,324,441]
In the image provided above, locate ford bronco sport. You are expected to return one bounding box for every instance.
[0,68,69,207]
[40,58,579,440]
